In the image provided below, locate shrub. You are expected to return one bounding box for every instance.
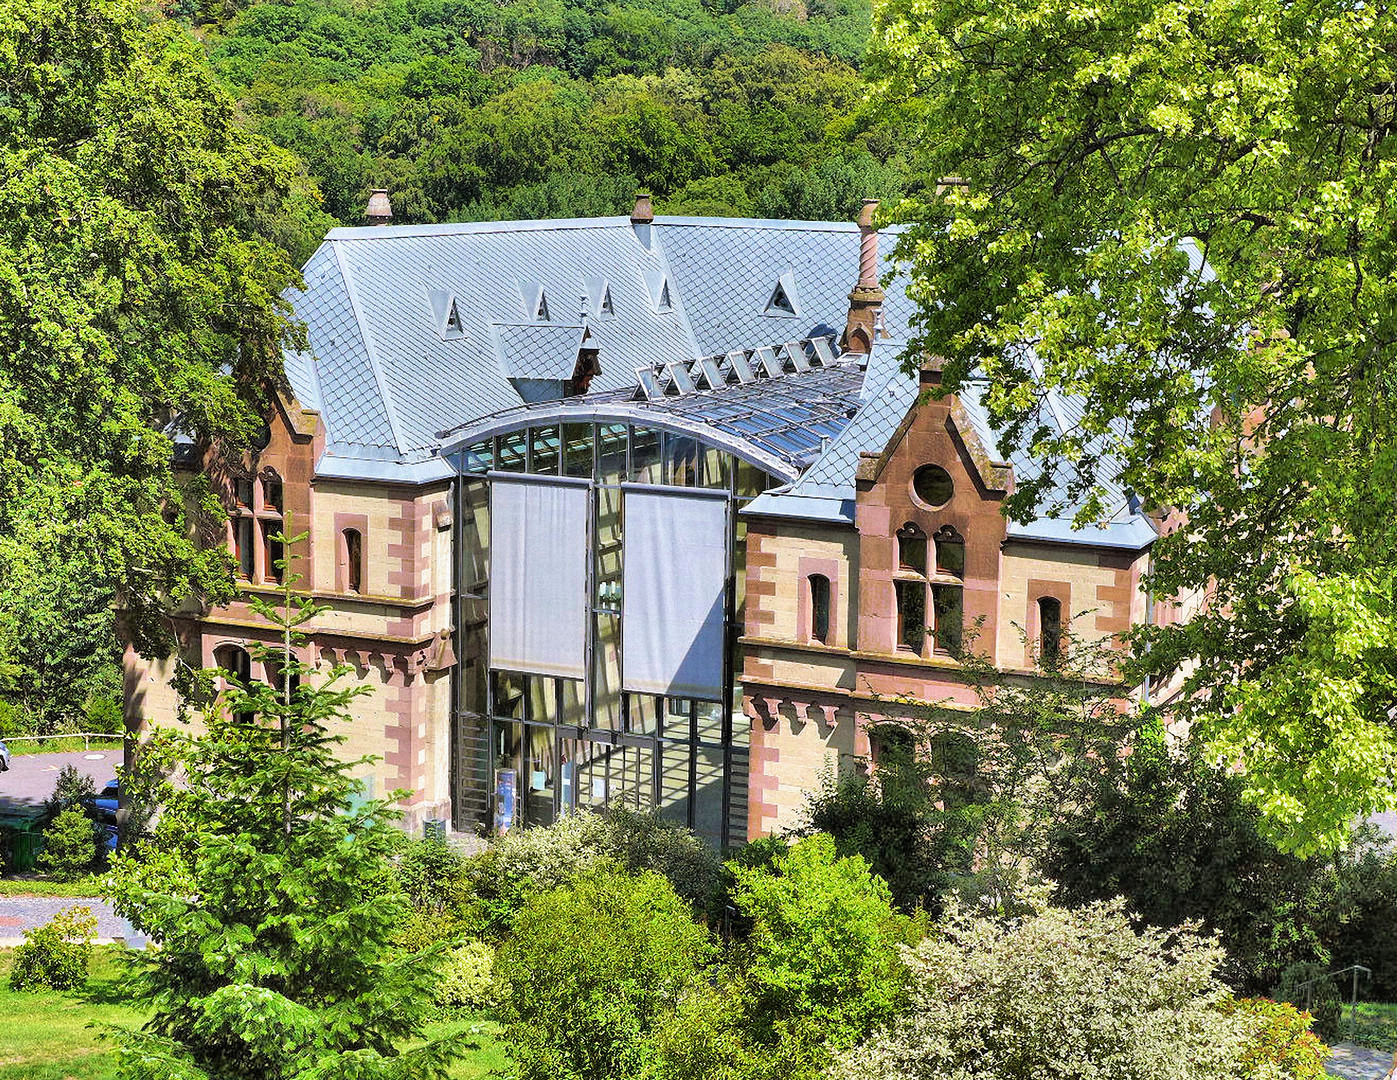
[44,763,96,816]
[1222,997,1329,1080]
[8,905,97,991]
[469,806,724,935]
[835,896,1254,1080]
[395,835,472,913]
[38,807,101,881]
[1324,828,1397,1000]
[1046,739,1326,993]
[658,834,916,1080]
[434,940,498,1015]
[495,868,714,1080]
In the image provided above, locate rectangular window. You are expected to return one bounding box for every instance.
[262,522,284,584]
[234,518,254,579]
[932,584,964,656]
[562,423,593,478]
[234,477,254,509]
[895,580,925,654]
[344,528,363,593]
[496,429,527,472]
[809,574,831,644]
[263,478,283,514]
[529,426,560,475]
[1038,596,1063,667]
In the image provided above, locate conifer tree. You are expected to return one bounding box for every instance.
[106,529,466,1080]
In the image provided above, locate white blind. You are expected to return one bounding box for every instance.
[622,487,728,699]
[489,475,589,680]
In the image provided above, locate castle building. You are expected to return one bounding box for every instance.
[125,195,1171,844]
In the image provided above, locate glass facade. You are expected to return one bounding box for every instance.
[451,420,775,849]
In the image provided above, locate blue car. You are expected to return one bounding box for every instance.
[0,740,8,771]
[86,780,120,852]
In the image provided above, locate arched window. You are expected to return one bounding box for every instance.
[933,525,964,578]
[343,529,363,594]
[809,574,830,644]
[214,644,255,724]
[1038,596,1063,668]
[896,523,927,575]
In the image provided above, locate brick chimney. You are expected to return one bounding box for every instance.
[840,199,884,354]
[365,189,393,226]
[631,192,654,248]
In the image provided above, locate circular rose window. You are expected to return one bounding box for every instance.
[912,464,954,508]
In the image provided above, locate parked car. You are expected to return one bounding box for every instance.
[82,779,120,852]
[0,740,8,771]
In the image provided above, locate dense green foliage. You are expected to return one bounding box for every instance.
[836,896,1258,1080]
[105,557,464,1080]
[0,0,316,732]
[495,868,713,1080]
[39,808,104,882]
[1222,999,1329,1080]
[869,0,1397,852]
[8,906,97,992]
[203,0,904,227]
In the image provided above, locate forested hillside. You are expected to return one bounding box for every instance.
[202,0,907,256]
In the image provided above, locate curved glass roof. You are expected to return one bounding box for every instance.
[438,347,869,483]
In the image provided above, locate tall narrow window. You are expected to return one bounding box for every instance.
[809,574,830,644]
[895,580,925,654]
[262,521,284,584]
[233,476,254,509]
[267,650,301,699]
[897,524,927,574]
[934,525,965,578]
[234,518,254,579]
[1038,596,1062,668]
[344,528,363,593]
[214,645,255,724]
[932,584,963,657]
[263,476,283,514]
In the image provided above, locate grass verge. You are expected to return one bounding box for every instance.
[0,948,509,1079]
[4,737,123,757]
[1340,1002,1397,1053]
[0,877,106,898]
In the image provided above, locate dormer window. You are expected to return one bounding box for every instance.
[445,300,464,335]
[599,286,614,317]
[536,291,551,322]
[658,281,672,311]
[429,290,466,341]
[765,274,800,317]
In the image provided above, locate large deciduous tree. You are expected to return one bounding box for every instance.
[0,0,311,691]
[868,0,1397,853]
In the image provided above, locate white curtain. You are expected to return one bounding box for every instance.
[489,475,590,680]
[622,487,728,699]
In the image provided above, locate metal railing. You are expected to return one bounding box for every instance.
[2,732,125,753]
[1292,964,1372,1031]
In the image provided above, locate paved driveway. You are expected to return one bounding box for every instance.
[0,749,120,819]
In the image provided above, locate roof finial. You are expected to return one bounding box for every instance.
[365,189,393,226]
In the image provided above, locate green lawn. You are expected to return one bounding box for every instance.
[0,878,106,898]
[0,948,510,1079]
[1341,1002,1397,1053]
[5,737,123,757]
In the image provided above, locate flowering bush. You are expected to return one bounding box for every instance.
[1222,997,1329,1080]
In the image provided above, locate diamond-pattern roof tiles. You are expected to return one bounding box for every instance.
[492,323,586,380]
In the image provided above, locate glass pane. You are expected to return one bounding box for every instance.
[584,742,651,811]
[560,678,585,727]
[702,446,730,490]
[631,427,661,484]
[896,580,926,654]
[460,479,490,599]
[937,536,965,578]
[933,584,964,656]
[573,739,615,813]
[464,439,495,473]
[628,693,658,736]
[664,433,700,487]
[529,426,560,475]
[593,613,622,731]
[497,430,527,472]
[524,724,556,827]
[598,423,628,482]
[657,740,692,827]
[492,671,526,719]
[662,697,694,741]
[563,423,594,478]
[694,747,725,846]
[898,529,927,574]
[529,675,560,724]
[729,706,750,748]
[734,458,769,498]
[696,700,724,745]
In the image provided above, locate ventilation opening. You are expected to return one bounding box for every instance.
[766,279,796,315]
[445,299,464,335]
[536,291,550,322]
[657,281,672,311]
[600,286,614,316]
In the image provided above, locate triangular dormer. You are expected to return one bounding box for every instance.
[764,271,800,318]
[658,281,672,311]
[643,268,674,313]
[584,275,616,320]
[600,286,614,317]
[427,288,466,341]
[536,291,551,322]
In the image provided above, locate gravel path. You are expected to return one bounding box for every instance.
[1328,1042,1396,1080]
[0,896,147,948]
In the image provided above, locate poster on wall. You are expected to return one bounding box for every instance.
[489,473,590,680]
[621,486,728,699]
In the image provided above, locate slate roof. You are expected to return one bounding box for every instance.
[282,215,912,471]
